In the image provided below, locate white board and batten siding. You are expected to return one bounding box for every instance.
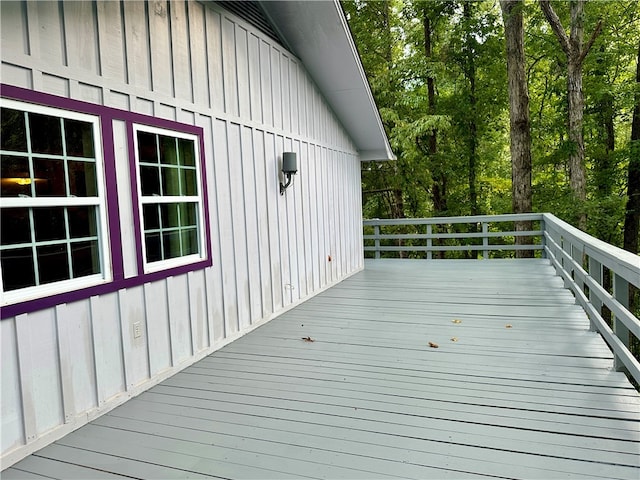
[0,0,364,466]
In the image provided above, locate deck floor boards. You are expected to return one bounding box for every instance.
[5,259,639,479]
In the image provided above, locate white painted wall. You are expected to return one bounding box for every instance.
[0,0,364,466]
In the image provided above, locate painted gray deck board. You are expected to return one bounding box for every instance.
[5,259,639,479]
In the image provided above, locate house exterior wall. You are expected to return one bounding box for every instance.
[0,0,364,466]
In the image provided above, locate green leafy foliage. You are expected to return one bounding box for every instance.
[344,0,640,250]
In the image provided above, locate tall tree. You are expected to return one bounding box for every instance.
[463,1,479,218]
[419,2,446,216]
[539,0,602,230]
[623,40,640,255]
[500,0,533,257]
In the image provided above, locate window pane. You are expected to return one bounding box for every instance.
[68,206,97,238]
[161,166,180,195]
[160,136,178,165]
[178,138,195,166]
[37,244,70,284]
[145,232,161,262]
[1,247,35,291]
[64,119,95,157]
[162,231,181,259]
[71,240,99,277]
[1,156,31,197]
[181,169,197,196]
[29,113,63,155]
[160,203,179,228]
[1,109,27,152]
[143,204,160,230]
[1,208,31,245]
[68,160,97,197]
[179,203,197,227]
[33,207,66,241]
[33,158,65,196]
[140,165,160,196]
[181,228,198,256]
[137,131,158,163]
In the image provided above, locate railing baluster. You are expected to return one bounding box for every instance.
[426,225,432,260]
[588,257,602,332]
[482,222,488,260]
[613,273,630,372]
[374,224,380,259]
[571,242,584,301]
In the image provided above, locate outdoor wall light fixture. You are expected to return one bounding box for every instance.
[279,152,297,195]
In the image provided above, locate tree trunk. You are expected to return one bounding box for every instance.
[623,40,640,255]
[539,0,602,230]
[500,0,533,258]
[423,11,443,216]
[464,1,479,218]
[464,2,479,258]
[567,57,586,221]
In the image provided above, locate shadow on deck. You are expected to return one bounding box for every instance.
[4,259,639,479]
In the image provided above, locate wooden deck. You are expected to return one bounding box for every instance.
[4,259,639,479]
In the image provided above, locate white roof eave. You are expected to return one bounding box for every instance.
[261,0,395,161]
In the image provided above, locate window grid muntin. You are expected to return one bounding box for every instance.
[141,201,200,261]
[134,124,204,271]
[0,206,101,291]
[137,134,198,198]
[0,98,109,299]
[0,111,98,199]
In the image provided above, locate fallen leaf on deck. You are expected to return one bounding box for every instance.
[302,336,315,342]
[452,319,462,324]
[428,342,439,348]
[450,337,459,342]
[505,324,513,329]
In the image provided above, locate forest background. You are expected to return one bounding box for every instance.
[343,0,640,254]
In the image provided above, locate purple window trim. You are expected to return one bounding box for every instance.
[126,122,211,275]
[0,84,213,320]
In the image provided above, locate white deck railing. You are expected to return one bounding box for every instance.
[363,213,640,383]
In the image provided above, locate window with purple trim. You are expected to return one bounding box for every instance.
[133,124,206,273]
[0,98,111,304]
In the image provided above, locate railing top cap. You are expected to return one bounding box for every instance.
[363,213,543,226]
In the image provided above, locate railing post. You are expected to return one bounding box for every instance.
[482,222,488,260]
[426,224,432,260]
[613,273,630,372]
[588,257,602,332]
[374,224,380,259]
[540,218,547,259]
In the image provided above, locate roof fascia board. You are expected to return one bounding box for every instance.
[260,1,395,161]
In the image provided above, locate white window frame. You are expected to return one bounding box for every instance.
[0,98,112,305]
[132,123,206,274]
